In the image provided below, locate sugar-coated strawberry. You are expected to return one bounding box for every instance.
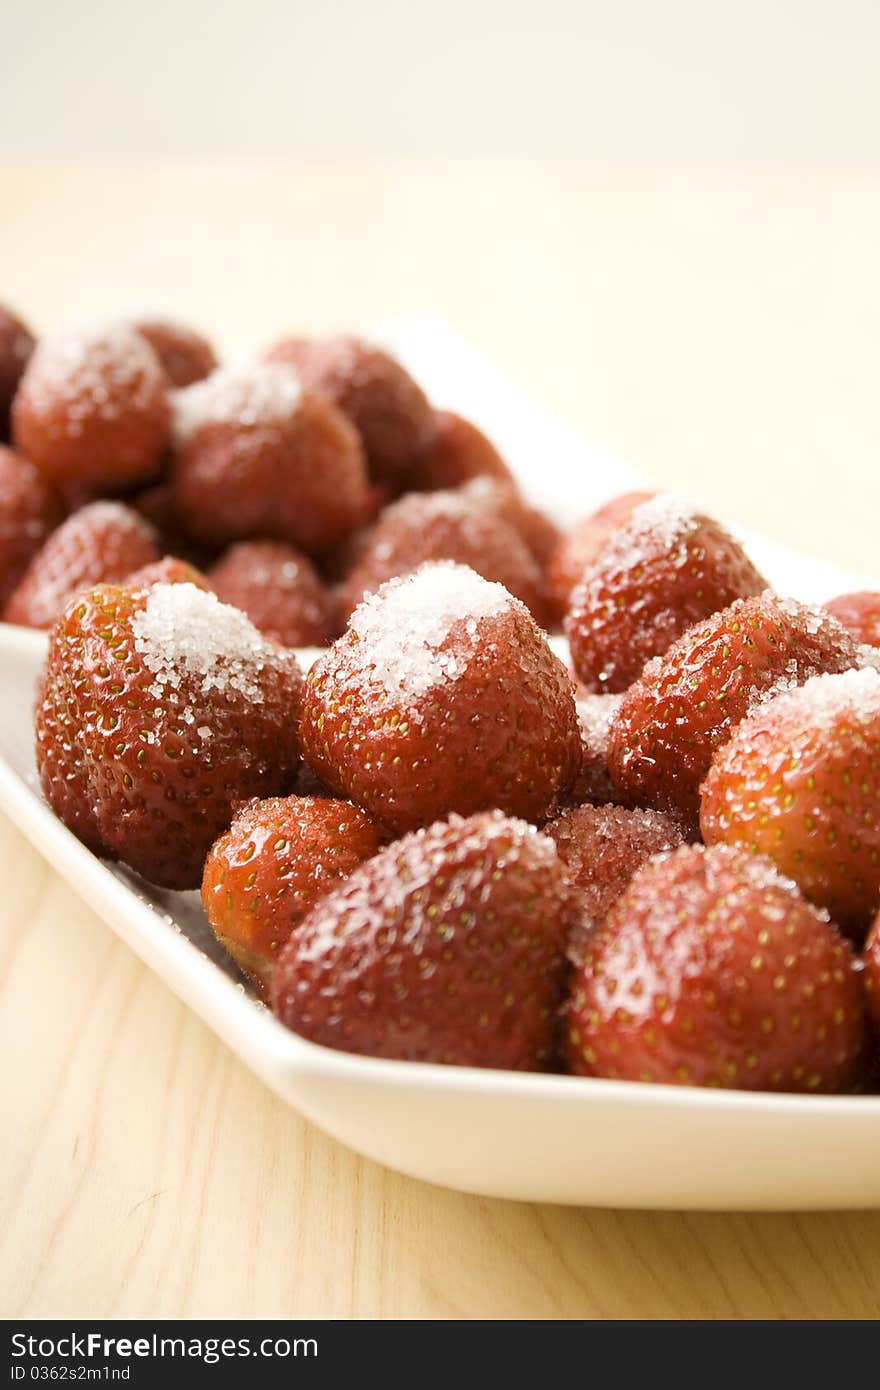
[0,445,64,609]
[461,477,561,569]
[339,486,547,623]
[272,810,578,1069]
[609,594,859,828]
[131,316,218,388]
[825,591,880,649]
[208,540,335,648]
[12,323,170,491]
[864,916,880,1033]
[546,490,654,620]
[170,363,370,554]
[568,692,624,805]
[547,803,684,964]
[302,562,580,835]
[701,668,880,940]
[4,500,160,628]
[202,794,386,995]
[412,411,514,491]
[263,335,435,489]
[36,581,304,888]
[0,304,36,439]
[565,494,767,692]
[125,555,212,591]
[566,842,864,1091]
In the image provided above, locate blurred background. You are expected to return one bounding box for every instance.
[2,0,879,568]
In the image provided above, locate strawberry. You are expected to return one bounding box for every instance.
[546,490,654,620]
[208,540,335,648]
[566,842,864,1091]
[547,802,684,964]
[0,445,64,609]
[0,303,35,439]
[36,580,304,888]
[825,591,880,649]
[564,494,767,692]
[701,668,880,940]
[263,335,435,489]
[12,323,170,491]
[864,917,880,1033]
[202,794,386,995]
[131,317,217,388]
[339,486,548,624]
[125,555,212,591]
[170,363,370,554]
[568,692,624,805]
[412,411,514,492]
[272,810,577,1069]
[4,500,160,628]
[460,477,561,570]
[301,562,580,835]
[608,594,859,828]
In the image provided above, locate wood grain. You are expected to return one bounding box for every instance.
[2,165,880,1320]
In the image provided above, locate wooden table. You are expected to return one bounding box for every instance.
[2,166,880,1320]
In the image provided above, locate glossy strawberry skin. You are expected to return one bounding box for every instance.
[608,594,859,829]
[208,540,335,648]
[4,500,160,629]
[272,811,578,1069]
[132,318,217,388]
[0,445,64,609]
[339,486,548,624]
[546,802,684,965]
[36,582,304,888]
[567,692,623,806]
[565,497,767,692]
[825,591,880,649]
[546,490,654,621]
[864,917,880,1034]
[701,669,880,941]
[301,568,580,835]
[202,795,386,995]
[566,843,864,1091]
[125,555,212,591]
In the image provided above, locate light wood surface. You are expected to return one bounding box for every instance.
[2,165,880,1321]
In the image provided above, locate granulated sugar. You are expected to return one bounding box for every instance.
[172,362,302,443]
[131,582,276,704]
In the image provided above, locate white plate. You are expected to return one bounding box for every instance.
[2,317,880,1212]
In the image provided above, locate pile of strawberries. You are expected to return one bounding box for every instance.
[3,298,880,1093]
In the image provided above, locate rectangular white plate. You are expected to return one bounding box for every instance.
[2,316,879,1211]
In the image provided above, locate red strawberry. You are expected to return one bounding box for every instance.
[566,842,864,1091]
[608,594,859,828]
[208,540,335,648]
[263,336,435,489]
[170,363,370,554]
[36,580,303,888]
[0,445,64,609]
[825,591,880,649]
[701,668,880,939]
[126,555,212,591]
[547,802,684,964]
[131,316,217,388]
[131,481,217,568]
[4,500,160,628]
[339,485,548,624]
[564,494,767,692]
[301,562,580,835]
[413,411,514,491]
[461,477,561,570]
[12,323,170,491]
[202,794,386,995]
[272,810,577,1069]
[864,916,880,1033]
[568,692,624,805]
[0,303,35,439]
[546,490,654,620]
